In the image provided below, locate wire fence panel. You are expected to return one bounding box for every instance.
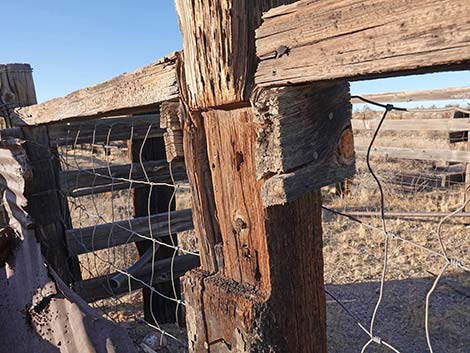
[47,117,199,350]
[323,98,470,353]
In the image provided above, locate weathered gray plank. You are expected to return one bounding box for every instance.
[254,82,352,180]
[356,145,470,163]
[59,160,187,197]
[12,53,179,126]
[262,162,355,206]
[256,0,470,87]
[351,87,470,104]
[47,114,163,146]
[66,208,193,256]
[352,118,470,132]
[75,254,200,303]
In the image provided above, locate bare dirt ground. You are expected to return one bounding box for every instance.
[60,110,470,352]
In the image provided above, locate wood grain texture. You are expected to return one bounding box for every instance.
[256,0,470,87]
[204,108,270,290]
[66,209,193,256]
[180,109,222,273]
[160,101,184,162]
[351,86,470,104]
[176,48,222,274]
[265,190,327,353]
[352,117,470,132]
[254,82,355,206]
[253,82,352,179]
[59,160,187,196]
[13,54,179,126]
[22,126,82,285]
[183,192,328,353]
[174,0,296,109]
[0,64,37,109]
[47,114,163,146]
[76,255,199,303]
[356,144,470,163]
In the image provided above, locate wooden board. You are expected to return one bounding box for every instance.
[66,209,193,256]
[12,53,179,126]
[0,64,37,109]
[47,114,163,146]
[256,0,470,87]
[76,255,199,303]
[254,82,352,180]
[59,160,187,197]
[356,145,470,163]
[351,87,470,104]
[352,117,470,132]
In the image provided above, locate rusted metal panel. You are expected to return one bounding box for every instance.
[0,138,137,353]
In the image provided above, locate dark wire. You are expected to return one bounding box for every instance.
[351,95,408,112]
[325,289,364,327]
[322,206,366,226]
[366,106,393,229]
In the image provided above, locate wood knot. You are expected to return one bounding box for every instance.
[338,128,355,163]
[235,217,247,231]
[235,151,244,171]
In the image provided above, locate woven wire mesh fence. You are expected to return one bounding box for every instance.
[49,115,199,350]
[322,100,470,352]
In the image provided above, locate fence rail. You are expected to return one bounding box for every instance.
[2,1,470,352]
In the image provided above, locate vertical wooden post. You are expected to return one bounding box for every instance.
[0,63,82,285]
[449,111,470,212]
[0,64,37,127]
[175,2,355,352]
[131,117,181,324]
[22,127,83,285]
[465,118,470,213]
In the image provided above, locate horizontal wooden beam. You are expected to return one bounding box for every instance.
[256,0,470,87]
[0,127,23,140]
[12,53,179,126]
[75,254,200,303]
[66,208,194,256]
[351,87,470,104]
[356,145,470,163]
[59,160,187,197]
[47,114,163,146]
[352,117,470,132]
[327,210,470,219]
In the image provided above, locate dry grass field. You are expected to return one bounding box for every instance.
[322,108,469,352]
[59,108,470,352]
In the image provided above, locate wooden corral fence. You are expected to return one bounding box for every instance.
[1,64,199,325]
[351,86,470,209]
[1,1,470,353]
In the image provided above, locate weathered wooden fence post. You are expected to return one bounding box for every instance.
[0,63,82,285]
[174,2,355,352]
[0,64,37,128]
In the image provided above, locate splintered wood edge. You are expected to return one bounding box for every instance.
[261,162,356,207]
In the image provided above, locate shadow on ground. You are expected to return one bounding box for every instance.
[326,273,470,352]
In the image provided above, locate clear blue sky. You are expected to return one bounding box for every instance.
[3,0,470,107]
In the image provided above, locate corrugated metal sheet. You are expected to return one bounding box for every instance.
[0,138,137,353]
